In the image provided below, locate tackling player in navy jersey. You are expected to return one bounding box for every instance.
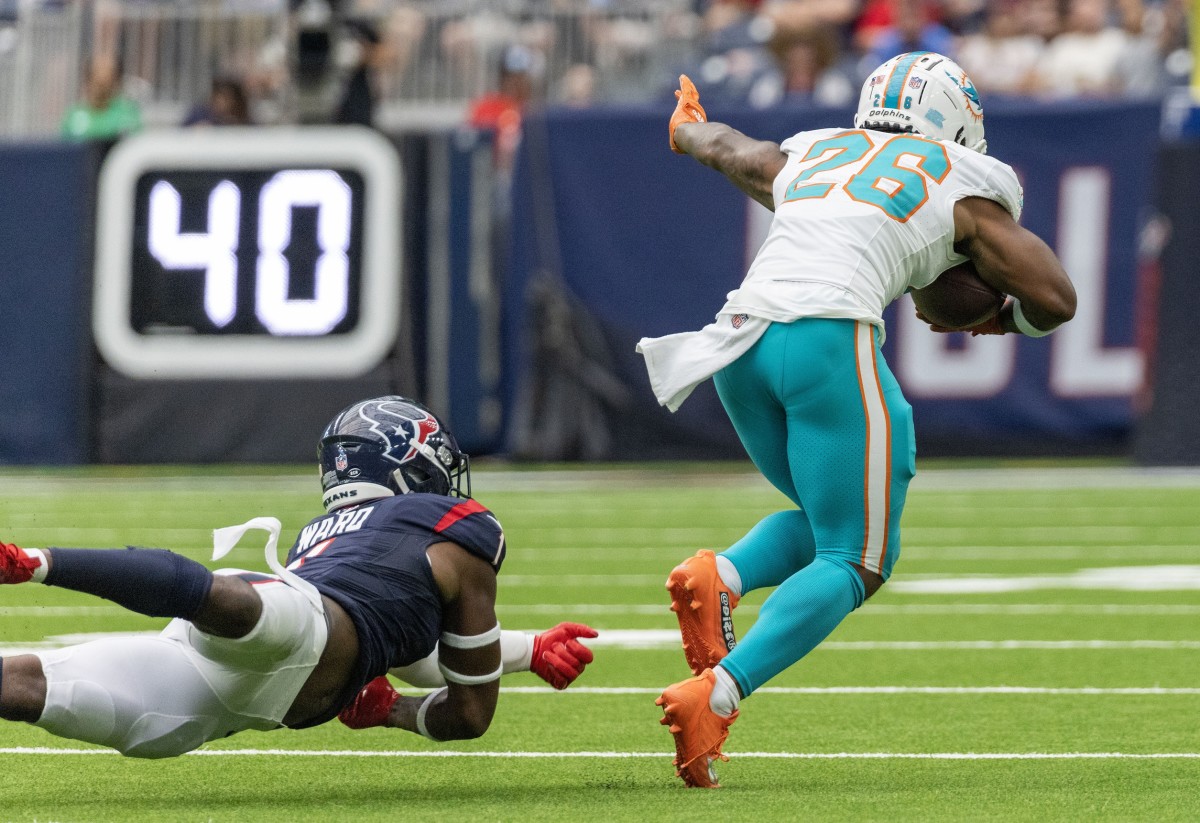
[0,396,596,757]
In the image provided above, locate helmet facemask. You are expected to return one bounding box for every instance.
[389,436,471,498]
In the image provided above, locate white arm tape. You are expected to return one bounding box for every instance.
[1012,300,1054,338]
[440,624,501,649]
[416,687,447,740]
[438,660,504,686]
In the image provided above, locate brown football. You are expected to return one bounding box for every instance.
[911,261,1005,331]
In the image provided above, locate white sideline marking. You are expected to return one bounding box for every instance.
[1,747,1198,760]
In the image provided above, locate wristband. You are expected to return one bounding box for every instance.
[438,660,504,685]
[440,624,501,649]
[26,548,48,583]
[416,687,447,740]
[1012,300,1054,337]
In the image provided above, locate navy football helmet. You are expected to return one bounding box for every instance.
[318,396,471,512]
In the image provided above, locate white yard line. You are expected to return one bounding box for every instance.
[494,686,1200,695]
[498,602,1200,616]
[6,465,1200,496]
[5,603,1200,618]
[1,747,1197,760]
[500,566,1200,589]
[821,640,1200,650]
[5,630,1200,656]
[560,630,1200,650]
[507,545,1200,561]
[858,604,1200,615]
[890,565,1200,593]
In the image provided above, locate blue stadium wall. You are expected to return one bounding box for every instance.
[0,100,1184,464]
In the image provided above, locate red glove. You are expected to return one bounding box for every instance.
[0,542,39,584]
[338,676,400,729]
[531,622,598,690]
[669,74,707,154]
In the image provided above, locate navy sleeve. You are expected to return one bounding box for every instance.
[429,499,507,570]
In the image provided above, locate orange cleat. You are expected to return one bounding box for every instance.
[656,668,738,788]
[666,550,739,676]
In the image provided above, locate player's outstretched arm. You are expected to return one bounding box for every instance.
[389,541,500,740]
[953,196,1077,335]
[383,622,597,691]
[340,621,597,728]
[668,75,787,211]
[339,621,598,727]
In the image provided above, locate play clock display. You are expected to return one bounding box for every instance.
[93,127,401,378]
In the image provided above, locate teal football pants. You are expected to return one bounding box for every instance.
[712,318,916,696]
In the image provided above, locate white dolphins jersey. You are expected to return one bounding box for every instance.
[725,127,1023,327]
[636,126,1023,412]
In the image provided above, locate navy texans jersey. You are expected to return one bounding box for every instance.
[283,493,506,728]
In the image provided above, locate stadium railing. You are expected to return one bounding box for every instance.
[0,0,693,138]
[0,3,85,138]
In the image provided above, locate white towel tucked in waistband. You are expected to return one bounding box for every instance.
[636,313,770,412]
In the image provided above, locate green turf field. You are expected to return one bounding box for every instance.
[1,463,1198,822]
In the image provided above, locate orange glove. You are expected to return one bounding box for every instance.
[669,74,707,154]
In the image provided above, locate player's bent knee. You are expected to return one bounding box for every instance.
[191,576,324,667]
[192,574,264,639]
[854,564,885,599]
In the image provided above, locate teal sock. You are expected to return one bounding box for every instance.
[721,510,817,594]
[719,556,864,696]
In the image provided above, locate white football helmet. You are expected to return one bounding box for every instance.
[854,52,987,154]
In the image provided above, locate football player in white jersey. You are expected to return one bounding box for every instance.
[640,52,1076,788]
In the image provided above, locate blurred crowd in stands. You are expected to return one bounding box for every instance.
[657,0,1190,109]
[45,0,1193,143]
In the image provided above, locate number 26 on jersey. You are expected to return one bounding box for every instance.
[782,131,950,222]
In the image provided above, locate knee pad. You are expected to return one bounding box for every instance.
[37,638,236,759]
[36,672,119,750]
